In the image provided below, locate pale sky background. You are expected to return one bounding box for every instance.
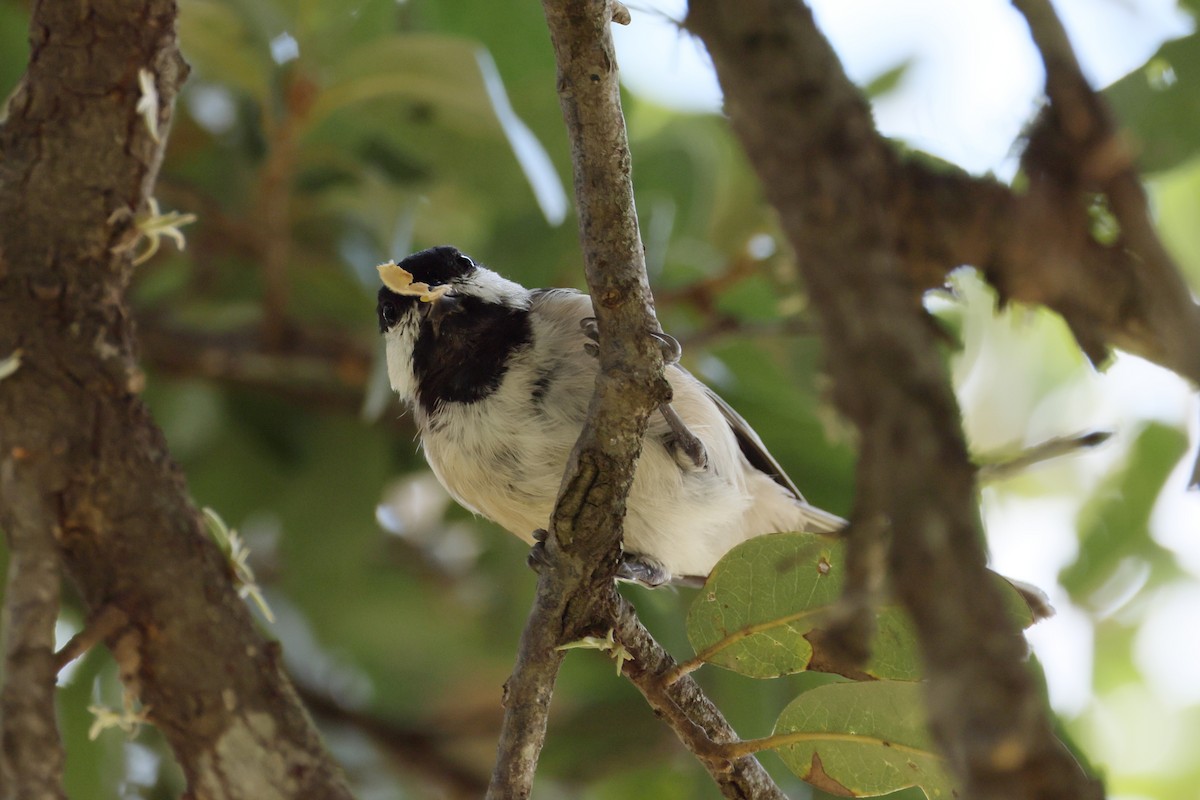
[613,1,1200,787]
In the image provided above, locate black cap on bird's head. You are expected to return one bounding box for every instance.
[376,246,477,333]
[396,246,478,287]
[376,246,534,410]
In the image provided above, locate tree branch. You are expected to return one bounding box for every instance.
[688,1,1103,798]
[887,8,1200,393]
[296,684,487,800]
[0,469,66,799]
[489,2,782,798]
[137,316,378,416]
[611,597,788,800]
[1008,0,1200,485]
[0,2,352,797]
[487,1,666,794]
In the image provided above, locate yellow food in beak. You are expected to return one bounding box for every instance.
[376,261,453,303]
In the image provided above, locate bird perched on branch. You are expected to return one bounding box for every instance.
[376,245,844,587]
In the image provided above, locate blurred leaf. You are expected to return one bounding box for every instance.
[864,59,912,99]
[178,0,274,103]
[770,680,955,799]
[1150,155,1200,290]
[1105,32,1200,172]
[687,532,1034,680]
[306,34,565,224]
[581,761,714,800]
[282,0,400,63]
[1059,422,1187,604]
[0,1,29,98]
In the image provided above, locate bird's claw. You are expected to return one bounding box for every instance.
[579,318,681,366]
[650,330,682,365]
[579,317,706,471]
[616,552,673,587]
[659,402,709,472]
[527,528,551,573]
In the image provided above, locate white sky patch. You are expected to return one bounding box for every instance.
[982,493,1096,715]
[1134,582,1200,705]
[615,0,1192,173]
[613,1,720,111]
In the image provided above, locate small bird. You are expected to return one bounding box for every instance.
[377,245,843,587]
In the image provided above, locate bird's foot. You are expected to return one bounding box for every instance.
[579,318,707,471]
[527,528,551,574]
[616,552,674,587]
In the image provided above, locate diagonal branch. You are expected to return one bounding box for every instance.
[887,8,1200,393]
[610,597,788,799]
[1008,0,1200,484]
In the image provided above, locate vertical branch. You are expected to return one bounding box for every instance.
[0,467,66,800]
[487,2,665,795]
[490,2,783,798]
[687,1,1102,798]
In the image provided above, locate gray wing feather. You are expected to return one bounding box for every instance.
[682,366,845,532]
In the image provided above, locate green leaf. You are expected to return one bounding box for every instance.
[1105,32,1200,172]
[863,59,912,100]
[688,532,1035,680]
[0,1,30,100]
[178,0,274,103]
[1059,422,1188,604]
[1150,155,1200,291]
[769,680,955,799]
[306,34,566,224]
[687,533,846,679]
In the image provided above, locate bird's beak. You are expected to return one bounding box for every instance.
[421,292,462,336]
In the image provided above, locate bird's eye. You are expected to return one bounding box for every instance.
[378,298,400,332]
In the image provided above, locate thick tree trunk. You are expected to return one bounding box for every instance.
[0,2,351,797]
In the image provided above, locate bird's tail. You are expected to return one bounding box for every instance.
[801,502,846,534]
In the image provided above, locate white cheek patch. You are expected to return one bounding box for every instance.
[383,316,421,403]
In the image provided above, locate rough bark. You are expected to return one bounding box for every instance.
[488,1,784,798]
[0,2,352,797]
[485,0,669,794]
[688,0,1112,798]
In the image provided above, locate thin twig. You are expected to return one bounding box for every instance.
[488,2,784,798]
[296,683,488,799]
[976,431,1112,484]
[53,605,129,672]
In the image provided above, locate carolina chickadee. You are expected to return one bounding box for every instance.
[377,245,842,587]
